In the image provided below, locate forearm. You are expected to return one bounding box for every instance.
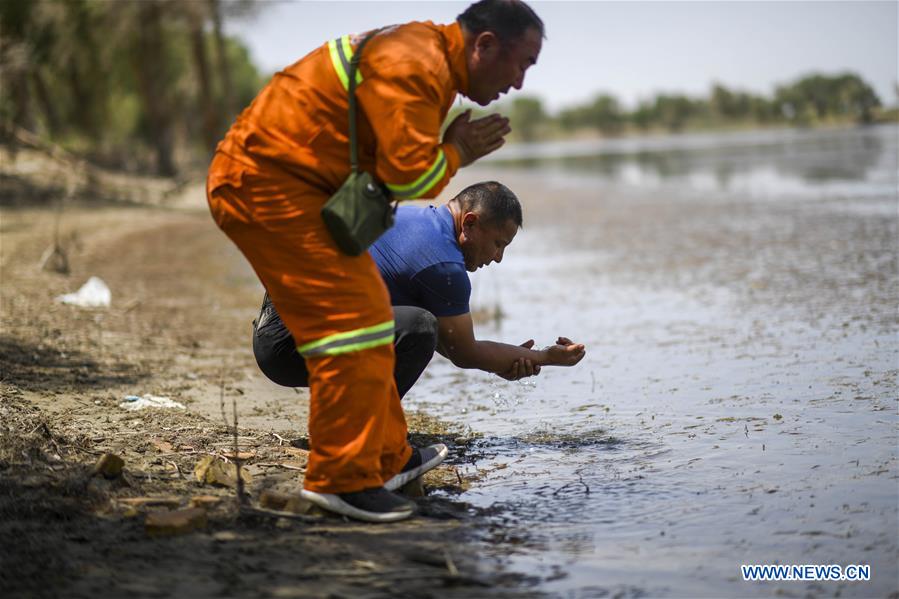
[448,339,545,373]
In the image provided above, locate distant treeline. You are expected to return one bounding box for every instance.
[0,0,263,176]
[2,1,893,175]
[500,74,893,142]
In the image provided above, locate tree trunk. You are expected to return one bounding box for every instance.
[188,7,218,152]
[209,0,235,127]
[31,69,60,136]
[133,0,177,176]
[12,69,34,132]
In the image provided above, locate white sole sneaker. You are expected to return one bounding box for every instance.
[384,443,449,492]
[299,489,414,523]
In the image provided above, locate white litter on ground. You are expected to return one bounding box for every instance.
[55,276,111,308]
[120,394,186,411]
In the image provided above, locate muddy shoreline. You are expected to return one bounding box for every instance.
[3,124,897,597]
[0,187,541,597]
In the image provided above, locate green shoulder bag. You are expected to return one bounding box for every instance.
[321,30,396,256]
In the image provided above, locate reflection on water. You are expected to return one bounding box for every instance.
[411,124,898,597]
[488,124,897,201]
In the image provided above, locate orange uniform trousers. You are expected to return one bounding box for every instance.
[206,153,411,494]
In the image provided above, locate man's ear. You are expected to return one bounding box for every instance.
[462,212,479,230]
[474,31,500,58]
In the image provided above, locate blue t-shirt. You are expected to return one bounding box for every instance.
[370,205,470,317]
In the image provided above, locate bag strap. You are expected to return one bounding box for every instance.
[348,29,381,174]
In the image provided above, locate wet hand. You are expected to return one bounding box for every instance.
[444,110,511,167]
[543,337,586,367]
[497,357,540,381]
[497,339,542,380]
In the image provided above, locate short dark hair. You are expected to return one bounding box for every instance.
[457,0,545,43]
[452,181,523,228]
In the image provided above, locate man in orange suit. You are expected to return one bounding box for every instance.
[206,0,543,522]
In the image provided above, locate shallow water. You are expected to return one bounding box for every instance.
[408,125,898,597]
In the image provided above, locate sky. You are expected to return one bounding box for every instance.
[225,1,898,112]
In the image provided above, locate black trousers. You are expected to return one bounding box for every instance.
[252,294,438,399]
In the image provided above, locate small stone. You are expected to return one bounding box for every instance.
[122,506,140,518]
[259,490,289,511]
[194,455,252,488]
[92,453,124,479]
[399,476,425,498]
[258,490,313,514]
[283,496,314,514]
[145,508,207,537]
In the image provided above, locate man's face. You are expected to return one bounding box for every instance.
[467,27,542,106]
[459,213,519,272]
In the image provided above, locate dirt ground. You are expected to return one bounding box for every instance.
[0,148,538,598]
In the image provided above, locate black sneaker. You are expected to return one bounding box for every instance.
[384,444,449,491]
[300,486,416,523]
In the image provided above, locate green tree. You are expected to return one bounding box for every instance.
[629,100,655,131]
[653,94,695,131]
[507,96,546,142]
[559,93,624,135]
[586,94,624,135]
[0,0,262,175]
[775,73,881,125]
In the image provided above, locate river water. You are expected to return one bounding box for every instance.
[407,124,898,597]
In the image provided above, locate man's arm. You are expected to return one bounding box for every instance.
[357,44,509,201]
[436,312,585,375]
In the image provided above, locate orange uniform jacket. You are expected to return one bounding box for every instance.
[209,21,468,202]
[206,21,471,494]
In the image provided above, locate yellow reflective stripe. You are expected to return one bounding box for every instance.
[328,35,364,92]
[386,149,447,199]
[327,39,349,90]
[297,320,395,356]
[313,333,394,357]
[341,36,363,87]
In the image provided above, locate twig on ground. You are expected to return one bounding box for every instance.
[553,476,591,497]
[443,550,459,577]
[60,442,105,456]
[219,371,228,427]
[255,462,304,471]
[270,431,289,446]
[166,460,182,478]
[232,396,246,508]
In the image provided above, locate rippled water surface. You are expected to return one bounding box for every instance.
[408,125,898,597]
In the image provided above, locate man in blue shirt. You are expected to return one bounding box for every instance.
[252,182,586,495]
[253,181,585,395]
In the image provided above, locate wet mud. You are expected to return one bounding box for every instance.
[407,125,898,597]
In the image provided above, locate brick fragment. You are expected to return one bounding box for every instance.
[145,508,207,537]
[190,495,221,508]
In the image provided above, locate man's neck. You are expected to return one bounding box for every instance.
[446,200,464,243]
